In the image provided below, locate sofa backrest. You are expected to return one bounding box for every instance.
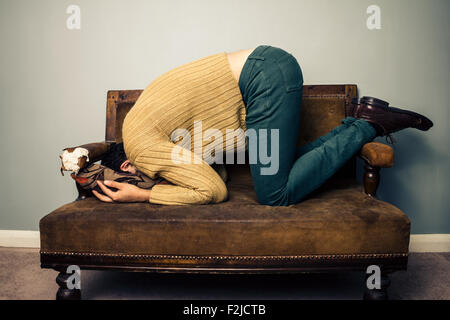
[105,84,358,180]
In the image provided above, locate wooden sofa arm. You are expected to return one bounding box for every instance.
[74,141,112,162]
[359,142,394,197]
[61,142,112,173]
[60,141,113,201]
[63,141,112,163]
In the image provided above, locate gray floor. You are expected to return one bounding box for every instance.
[0,248,448,300]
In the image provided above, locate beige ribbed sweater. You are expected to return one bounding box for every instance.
[122,52,247,205]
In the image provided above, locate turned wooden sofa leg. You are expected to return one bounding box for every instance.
[363,163,380,197]
[56,270,81,300]
[363,272,391,300]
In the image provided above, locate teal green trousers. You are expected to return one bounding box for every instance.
[238,45,376,206]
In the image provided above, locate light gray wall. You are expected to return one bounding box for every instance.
[1,0,448,233]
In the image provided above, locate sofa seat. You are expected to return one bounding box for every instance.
[40,171,410,267]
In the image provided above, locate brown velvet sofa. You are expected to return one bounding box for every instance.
[40,84,410,300]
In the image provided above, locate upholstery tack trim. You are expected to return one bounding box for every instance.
[40,251,408,261]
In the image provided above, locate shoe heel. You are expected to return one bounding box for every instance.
[360,96,390,108]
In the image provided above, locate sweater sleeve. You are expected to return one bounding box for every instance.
[132,138,228,205]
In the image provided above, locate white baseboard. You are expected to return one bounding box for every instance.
[409,234,450,252]
[0,230,449,252]
[0,230,40,248]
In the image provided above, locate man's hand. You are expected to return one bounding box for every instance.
[92,180,151,203]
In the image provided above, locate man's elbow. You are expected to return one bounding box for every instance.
[198,182,228,204]
[215,183,229,203]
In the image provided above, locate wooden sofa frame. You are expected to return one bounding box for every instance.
[40,85,407,300]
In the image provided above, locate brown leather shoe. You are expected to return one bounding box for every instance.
[349,96,433,136]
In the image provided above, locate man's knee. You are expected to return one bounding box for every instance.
[255,189,290,206]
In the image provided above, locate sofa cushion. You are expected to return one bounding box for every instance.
[40,172,410,257]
